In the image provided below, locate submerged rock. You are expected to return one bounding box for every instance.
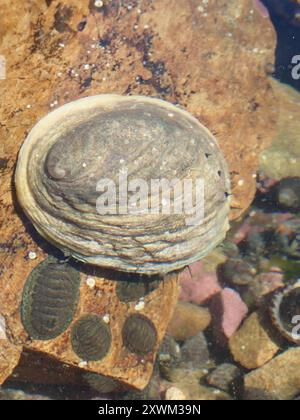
[167,302,211,342]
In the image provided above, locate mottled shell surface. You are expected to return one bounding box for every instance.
[15,95,230,274]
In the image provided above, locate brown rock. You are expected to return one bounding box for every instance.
[244,348,300,400]
[0,0,277,386]
[229,312,280,369]
[168,302,211,341]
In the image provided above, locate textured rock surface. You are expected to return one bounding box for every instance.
[229,312,280,369]
[167,302,211,341]
[260,79,300,179]
[244,348,300,400]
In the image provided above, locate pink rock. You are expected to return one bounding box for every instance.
[210,288,248,344]
[179,261,221,305]
[252,0,270,18]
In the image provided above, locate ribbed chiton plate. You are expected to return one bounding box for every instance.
[15,95,230,274]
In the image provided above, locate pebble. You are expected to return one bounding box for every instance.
[0,314,6,339]
[210,288,248,344]
[206,363,242,393]
[167,302,211,341]
[275,177,300,212]
[244,348,300,400]
[180,332,210,368]
[158,335,181,380]
[179,261,221,305]
[229,312,280,369]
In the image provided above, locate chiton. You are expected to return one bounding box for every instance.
[122,314,157,355]
[15,95,230,274]
[71,314,111,361]
[21,257,80,340]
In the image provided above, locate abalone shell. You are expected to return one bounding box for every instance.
[21,257,80,340]
[15,95,230,274]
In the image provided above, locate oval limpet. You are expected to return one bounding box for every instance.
[21,257,80,340]
[270,281,300,345]
[15,95,230,274]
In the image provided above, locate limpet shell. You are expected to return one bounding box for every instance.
[270,282,300,345]
[21,257,80,340]
[122,314,157,355]
[15,95,230,274]
[71,314,111,361]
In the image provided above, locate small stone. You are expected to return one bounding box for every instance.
[229,312,280,369]
[210,288,248,344]
[250,272,285,301]
[167,302,211,341]
[158,335,181,380]
[206,363,242,392]
[165,386,187,400]
[180,332,210,368]
[244,348,300,400]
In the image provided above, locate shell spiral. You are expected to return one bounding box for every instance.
[15,95,230,274]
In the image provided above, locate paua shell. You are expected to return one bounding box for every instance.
[122,314,157,355]
[116,272,161,303]
[270,282,300,345]
[15,95,230,274]
[71,314,111,361]
[83,372,121,393]
[21,257,80,340]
